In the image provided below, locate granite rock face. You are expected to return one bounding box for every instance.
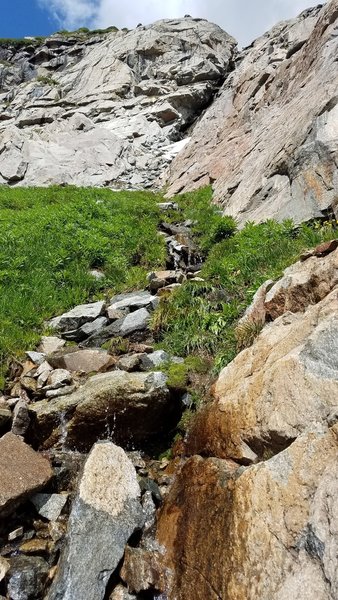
[0,19,236,189]
[157,425,338,600]
[187,286,338,462]
[155,241,338,599]
[166,1,338,224]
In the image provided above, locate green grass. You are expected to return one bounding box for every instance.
[152,188,338,371]
[0,37,46,50]
[1,184,337,389]
[55,26,119,37]
[0,186,165,373]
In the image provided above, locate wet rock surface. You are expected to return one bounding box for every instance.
[157,425,338,600]
[28,370,179,452]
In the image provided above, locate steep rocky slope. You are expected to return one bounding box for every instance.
[0,19,235,188]
[156,243,338,600]
[166,1,338,224]
[1,5,338,600]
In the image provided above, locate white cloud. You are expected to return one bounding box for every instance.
[39,0,325,45]
[38,0,99,30]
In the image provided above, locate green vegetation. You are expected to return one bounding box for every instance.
[0,37,45,50]
[0,186,165,373]
[37,75,58,86]
[152,187,338,371]
[1,183,337,387]
[0,25,119,52]
[55,26,119,38]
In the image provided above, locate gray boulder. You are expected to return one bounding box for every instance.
[110,291,157,312]
[82,307,152,347]
[48,442,144,600]
[49,301,105,332]
[7,556,49,600]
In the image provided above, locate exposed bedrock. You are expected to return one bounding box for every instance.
[0,19,236,189]
[165,1,338,225]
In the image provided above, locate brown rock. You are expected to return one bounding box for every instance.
[147,270,178,292]
[19,539,49,555]
[187,287,338,461]
[48,348,115,374]
[157,425,338,600]
[300,239,338,261]
[120,546,169,594]
[0,433,53,516]
[264,247,338,320]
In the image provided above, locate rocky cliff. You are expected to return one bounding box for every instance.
[157,243,338,600]
[165,1,338,224]
[0,19,235,188]
[1,4,337,225]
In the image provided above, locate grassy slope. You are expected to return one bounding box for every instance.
[1,184,337,387]
[0,186,165,370]
[152,187,338,371]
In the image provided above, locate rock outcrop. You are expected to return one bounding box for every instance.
[157,424,338,600]
[166,1,338,224]
[0,19,236,189]
[154,241,338,599]
[187,246,338,461]
[29,370,178,451]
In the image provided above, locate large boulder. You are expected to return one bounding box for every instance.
[157,424,338,600]
[48,442,144,600]
[28,371,181,451]
[0,433,53,516]
[166,1,338,225]
[187,286,338,461]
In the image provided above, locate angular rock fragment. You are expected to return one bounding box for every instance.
[49,301,105,332]
[110,291,158,312]
[31,493,68,521]
[7,556,49,600]
[39,336,66,354]
[48,442,144,600]
[0,433,53,516]
[47,348,115,374]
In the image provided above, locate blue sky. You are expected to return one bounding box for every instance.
[1,0,322,45]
